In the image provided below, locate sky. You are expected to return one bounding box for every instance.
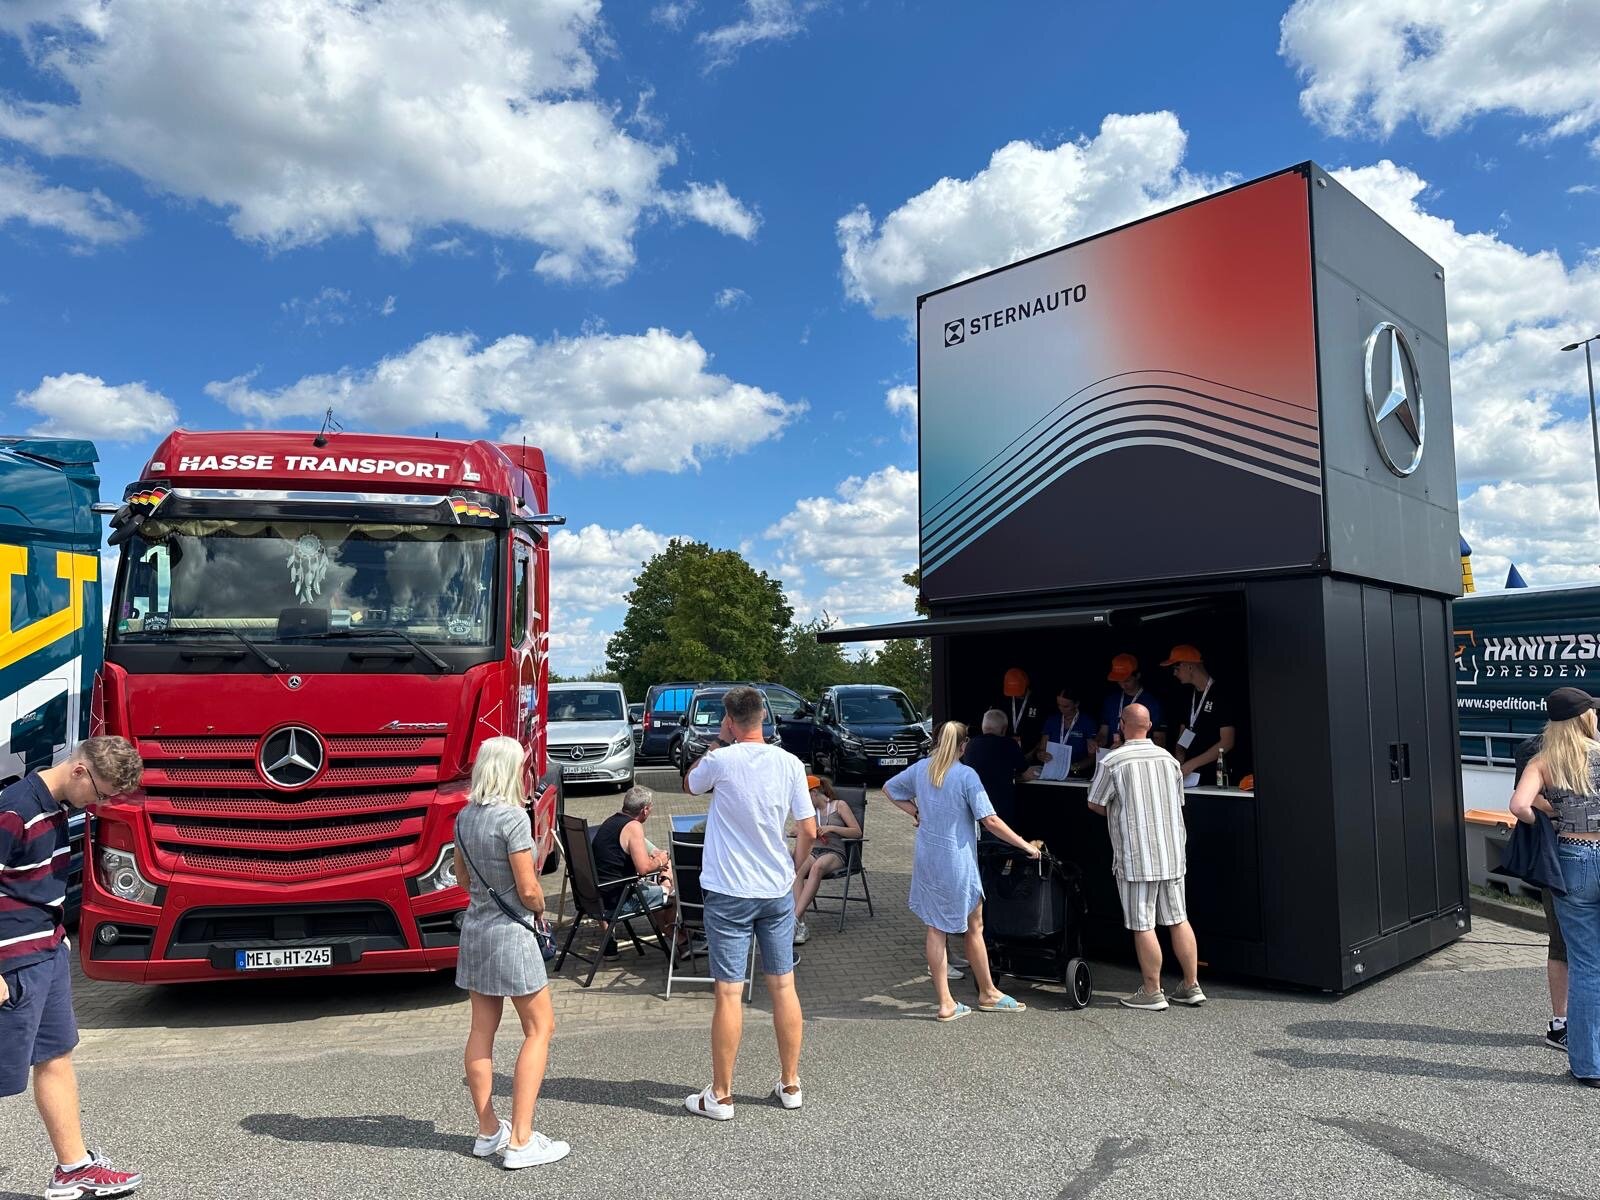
[2,0,1599,674]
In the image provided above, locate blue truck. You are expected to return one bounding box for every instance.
[0,437,103,916]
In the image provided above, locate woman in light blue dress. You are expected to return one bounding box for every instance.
[886,721,1040,1021]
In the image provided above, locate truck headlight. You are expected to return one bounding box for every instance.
[96,847,158,906]
[418,843,459,892]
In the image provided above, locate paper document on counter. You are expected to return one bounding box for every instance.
[1039,741,1071,781]
[1183,772,1201,789]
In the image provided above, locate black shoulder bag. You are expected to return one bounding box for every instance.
[457,832,557,959]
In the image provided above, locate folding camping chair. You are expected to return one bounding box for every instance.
[553,813,670,989]
[665,825,754,1000]
[808,785,874,931]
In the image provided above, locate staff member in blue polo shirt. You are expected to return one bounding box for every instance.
[1038,686,1099,777]
[1098,655,1166,750]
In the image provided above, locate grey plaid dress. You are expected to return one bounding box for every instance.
[454,803,549,997]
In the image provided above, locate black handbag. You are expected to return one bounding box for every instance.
[457,835,558,958]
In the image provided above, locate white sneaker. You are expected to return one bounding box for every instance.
[472,1119,510,1158]
[949,954,970,969]
[793,920,810,946]
[946,963,964,980]
[685,1085,735,1121]
[773,1079,803,1110]
[502,1131,570,1168]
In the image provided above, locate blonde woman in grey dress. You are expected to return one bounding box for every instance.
[452,736,570,1168]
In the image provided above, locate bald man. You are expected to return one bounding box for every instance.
[1087,703,1204,1011]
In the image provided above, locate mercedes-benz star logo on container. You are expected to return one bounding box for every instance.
[259,726,325,789]
[1363,321,1425,477]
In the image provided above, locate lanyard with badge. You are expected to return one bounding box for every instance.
[1177,680,1211,751]
[1010,694,1028,736]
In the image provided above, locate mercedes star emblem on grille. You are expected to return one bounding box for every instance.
[259,726,325,789]
[570,746,586,761]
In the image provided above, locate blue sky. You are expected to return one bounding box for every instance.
[3,0,1598,672]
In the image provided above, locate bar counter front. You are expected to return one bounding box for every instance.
[1013,778,1266,976]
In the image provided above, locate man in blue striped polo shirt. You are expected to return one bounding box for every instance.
[2,736,146,1200]
[1086,703,1205,1012]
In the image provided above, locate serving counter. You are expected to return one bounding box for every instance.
[1012,779,1268,975]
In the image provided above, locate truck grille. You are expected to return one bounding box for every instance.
[136,732,449,880]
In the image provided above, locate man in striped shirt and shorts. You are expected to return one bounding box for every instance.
[2,736,145,1199]
[1086,703,1205,1011]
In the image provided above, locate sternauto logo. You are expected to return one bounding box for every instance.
[940,283,1089,348]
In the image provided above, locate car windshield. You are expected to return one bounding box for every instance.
[691,696,773,727]
[112,519,497,645]
[550,691,625,722]
[838,692,917,724]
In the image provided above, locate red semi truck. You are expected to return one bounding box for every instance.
[81,430,562,983]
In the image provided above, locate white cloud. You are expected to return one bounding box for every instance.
[1330,160,1600,585]
[885,384,916,440]
[651,1,697,29]
[1570,184,1600,196]
[205,326,805,474]
[16,372,178,441]
[0,1,754,281]
[699,0,819,68]
[660,181,761,240]
[282,286,353,328]
[1280,0,1600,144]
[546,522,675,673]
[714,287,750,310]
[764,465,920,624]
[380,294,396,317]
[0,160,139,246]
[838,112,1225,322]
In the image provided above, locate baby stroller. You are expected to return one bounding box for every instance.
[977,843,1093,1009]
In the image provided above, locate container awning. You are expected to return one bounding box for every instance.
[817,607,1111,643]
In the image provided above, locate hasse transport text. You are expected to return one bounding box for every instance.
[82,430,561,983]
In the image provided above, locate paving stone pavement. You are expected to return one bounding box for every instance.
[61,767,1544,1070]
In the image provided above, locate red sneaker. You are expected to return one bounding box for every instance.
[45,1152,142,1199]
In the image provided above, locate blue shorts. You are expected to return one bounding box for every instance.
[703,890,794,982]
[0,942,80,1097]
[615,882,669,917]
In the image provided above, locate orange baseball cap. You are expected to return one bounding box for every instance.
[1003,667,1029,697]
[1161,644,1204,666]
[806,775,822,790]
[1107,653,1138,682]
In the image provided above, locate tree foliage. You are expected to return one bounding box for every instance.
[605,539,792,701]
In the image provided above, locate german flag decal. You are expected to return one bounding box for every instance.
[125,485,171,510]
[449,498,497,521]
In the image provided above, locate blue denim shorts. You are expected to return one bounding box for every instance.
[0,942,79,1097]
[615,882,669,917]
[703,890,794,982]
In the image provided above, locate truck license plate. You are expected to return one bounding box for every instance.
[235,947,333,971]
[879,756,908,766]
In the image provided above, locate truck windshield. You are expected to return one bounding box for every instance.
[111,519,497,645]
[549,692,625,721]
[838,692,917,724]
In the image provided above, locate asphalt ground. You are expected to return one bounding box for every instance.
[1,767,1588,1200]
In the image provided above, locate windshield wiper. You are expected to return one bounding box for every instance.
[316,628,452,673]
[159,627,285,672]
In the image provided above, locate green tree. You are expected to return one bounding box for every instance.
[778,615,864,700]
[871,635,931,715]
[605,539,792,700]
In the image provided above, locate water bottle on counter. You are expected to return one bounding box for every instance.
[1215,749,1229,789]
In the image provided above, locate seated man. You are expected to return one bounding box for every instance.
[590,786,677,946]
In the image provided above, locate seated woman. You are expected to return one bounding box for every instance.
[791,776,861,946]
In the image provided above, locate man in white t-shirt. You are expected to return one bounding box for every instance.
[683,686,816,1121]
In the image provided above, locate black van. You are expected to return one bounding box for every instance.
[810,684,931,784]
[640,680,809,763]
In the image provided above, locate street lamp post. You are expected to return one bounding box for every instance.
[1560,333,1600,530]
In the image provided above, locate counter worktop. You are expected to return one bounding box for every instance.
[1022,778,1254,798]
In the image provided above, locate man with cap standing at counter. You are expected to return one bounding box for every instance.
[995,668,1044,764]
[1098,655,1166,751]
[1087,703,1204,1010]
[1164,645,1237,787]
